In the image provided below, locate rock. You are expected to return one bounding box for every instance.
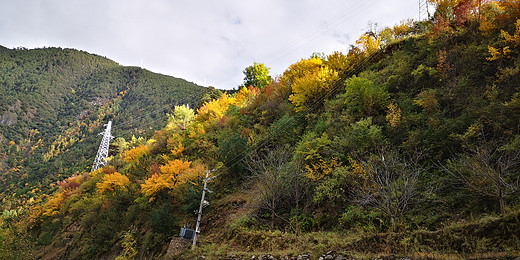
[335,255,345,260]
[324,255,334,260]
[164,237,190,259]
[261,254,277,260]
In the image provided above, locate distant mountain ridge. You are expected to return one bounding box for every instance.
[0,46,209,198]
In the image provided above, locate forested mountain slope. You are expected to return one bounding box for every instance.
[2,1,520,259]
[0,46,208,200]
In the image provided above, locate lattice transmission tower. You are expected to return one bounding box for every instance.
[419,0,431,21]
[90,121,114,172]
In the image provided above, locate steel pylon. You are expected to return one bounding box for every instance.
[90,121,114,172]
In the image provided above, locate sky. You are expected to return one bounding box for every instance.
[0,0,421,90]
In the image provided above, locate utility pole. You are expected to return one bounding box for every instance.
[183,104,189,130]
[90,121,114,172]
[192,169,217,249]
[478,0,482,23]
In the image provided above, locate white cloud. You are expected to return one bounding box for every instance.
[0,0,419,89]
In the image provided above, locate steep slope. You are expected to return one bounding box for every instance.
[2,1,520,259]
[0,46,207,199]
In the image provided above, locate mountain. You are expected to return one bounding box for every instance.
[0,46,210,199]
[2,1,520,259]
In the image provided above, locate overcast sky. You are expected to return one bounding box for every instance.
[1,0,420,90]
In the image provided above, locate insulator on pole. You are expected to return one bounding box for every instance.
[90,121,114,172]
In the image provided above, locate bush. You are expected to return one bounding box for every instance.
[339,205,388,232]
[150,204,178,234]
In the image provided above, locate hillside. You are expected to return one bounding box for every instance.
[2,1,520,259]
[0,46,209,201]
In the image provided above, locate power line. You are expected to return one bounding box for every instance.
[87,1,390,169]
[211,0,379,89]
[95,0,381,138]
[220,49,384,173]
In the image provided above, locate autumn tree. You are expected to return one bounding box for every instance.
[428,0,459,19]
[487,19,520,62]
[355,32,382,55]
[324,51,351,73]
[97,172,130,194]
[123,144,149,163]
[141,159,204,201]
[195,93,236,123]
[285,57,340,112]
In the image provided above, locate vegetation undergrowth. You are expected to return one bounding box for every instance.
[2,0,520,259]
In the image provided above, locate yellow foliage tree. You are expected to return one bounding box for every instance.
[188,122,206,139]
[97,172,130,194]
[386,103,404,128]
[280,57,323,88]
[166,104,195,131]
[141,159,204,200]
[196,93,236,123]
[288,63,339,112]
[488,19,520,61]
[234,86,259,106]
[42,192,66,217]
[325,51,352,72]
[123,145,149,163]
[159,159,191,176]
[356,33,382,55]
[140,173,172,200]
[170,142,184,157]
[305,158,341,181]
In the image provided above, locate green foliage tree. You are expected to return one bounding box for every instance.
[241,62,272,89]
[167,104,195,130]
[344,76,389,116]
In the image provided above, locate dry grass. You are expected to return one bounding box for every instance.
[174,191,520,259]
